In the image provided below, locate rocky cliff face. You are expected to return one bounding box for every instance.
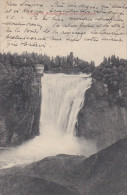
[0,137,127,195]
[0,75,42,147]
[76,81,127,151]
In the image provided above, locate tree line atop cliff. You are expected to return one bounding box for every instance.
[92,55,127,107]
[0,51,94,111]
[92,55,127,93]
[0,53,35,118]
[0,51,94,117]
[0,52,127,114]
[0,52,95,73]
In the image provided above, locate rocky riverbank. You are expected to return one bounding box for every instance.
[0,137,127,195]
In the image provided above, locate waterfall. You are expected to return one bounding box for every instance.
[0,73,97,169]
[40,74,91,135]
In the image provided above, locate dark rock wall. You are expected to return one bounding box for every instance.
[76,81,127,150]
[0,76,42,147]
[0,138,127,195]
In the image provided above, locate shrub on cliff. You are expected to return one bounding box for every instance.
[0,53,42,145]
[92,55,127,95]
[0,55,34,116]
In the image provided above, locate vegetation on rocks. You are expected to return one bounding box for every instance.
[77,55,127,150]
[0,53,41,146]
[92,55,127,97]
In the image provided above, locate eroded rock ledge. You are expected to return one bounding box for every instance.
[76,80,127,150]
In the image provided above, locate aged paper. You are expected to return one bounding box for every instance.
[0,0,127,195]
[0,0,127,64]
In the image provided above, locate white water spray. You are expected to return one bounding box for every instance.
[0,74,97,169]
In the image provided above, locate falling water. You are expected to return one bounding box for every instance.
[41,74,90,135]
[0,73,97,169]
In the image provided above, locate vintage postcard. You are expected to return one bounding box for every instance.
[0,0,127,194]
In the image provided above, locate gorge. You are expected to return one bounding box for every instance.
[0,58,127,194]
[1,70,127,169]
[0,73,97,169]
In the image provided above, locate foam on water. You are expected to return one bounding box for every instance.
[0,73,97,169]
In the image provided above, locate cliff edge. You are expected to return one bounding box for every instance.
[0,66,42,147]
[77,57,127,150]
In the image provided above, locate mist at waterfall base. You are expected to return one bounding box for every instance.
[0,74,97,169]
